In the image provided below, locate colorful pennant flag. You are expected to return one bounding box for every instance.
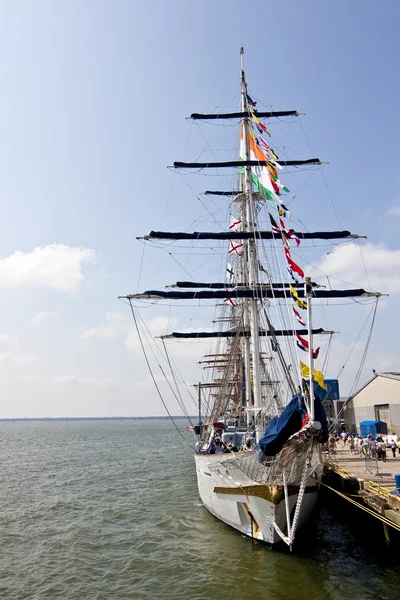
[284,247,305,279]
[269,214,280,234]
[296,332,320,359]
[279,218,300,247]
[277,198,291,219]
[259,135,270,153]
[250,109,271,136]
[287,267,299,283]
[300,361,326,390]
[246,94,257,107]
[240,126,277,204]
[290,285,308,310]
[278,207,287,218]
[289,231,300,247]
[292,306,306,327]
[226,262,234,281]
[229,240,243,256]
[270,178,280,196]
[270,148,279,161]
[224,297,235,307]
[229,214,242,232]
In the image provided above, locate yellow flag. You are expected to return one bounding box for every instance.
[300,361,326,390]
[290,285,308,310]
[296,299,308,310]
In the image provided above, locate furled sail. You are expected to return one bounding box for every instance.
[127,288,380,300]
[141,230,361,241]
[162,328,331,339]
[190,110,299,120]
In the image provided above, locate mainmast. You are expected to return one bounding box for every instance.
[240,48,263,440]
[239,51,252,426]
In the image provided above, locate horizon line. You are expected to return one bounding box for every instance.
[0,415,197,422]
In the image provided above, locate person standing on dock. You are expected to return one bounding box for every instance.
[368,437,377,458]
[328,434,336,456]
[391,440,397,458]
[380,439,387,462]
[349,436,355,455]
[377,440,383,460]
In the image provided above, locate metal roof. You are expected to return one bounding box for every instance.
[348,372,400,401]
[378,372,400,381]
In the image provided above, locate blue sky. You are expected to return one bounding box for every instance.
[1,0,400,417]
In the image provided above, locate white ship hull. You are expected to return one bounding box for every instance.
[195,452,320,545]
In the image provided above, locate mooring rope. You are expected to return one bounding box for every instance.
[316,477,400,533]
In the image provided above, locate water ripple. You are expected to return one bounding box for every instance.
[0,419,399,600]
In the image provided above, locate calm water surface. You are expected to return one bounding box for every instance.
[0,420,399,600]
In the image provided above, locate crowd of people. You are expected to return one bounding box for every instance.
[327,430,400,460]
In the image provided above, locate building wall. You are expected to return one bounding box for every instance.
[343,376,400,435]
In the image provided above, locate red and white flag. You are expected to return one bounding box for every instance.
[292,306,306,327]
[229,214,242,232]
[229,240,243,256]
[284,247,304,279]
[296,332,320,359]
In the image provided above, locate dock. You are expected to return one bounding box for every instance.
[322,442,400,538]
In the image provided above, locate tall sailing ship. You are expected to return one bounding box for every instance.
[122,49,382,549]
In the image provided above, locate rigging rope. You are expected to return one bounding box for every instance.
[161,338,195,428]
[299,119,343,230]
[129,300,195,450]
[288,438,314,546]
[348,296,379,398]
[329,297,379,431]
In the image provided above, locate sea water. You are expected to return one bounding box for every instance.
[0,419,399,600]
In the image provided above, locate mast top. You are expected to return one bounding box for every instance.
[240,47,245,82]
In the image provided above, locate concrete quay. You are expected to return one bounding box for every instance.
[322,442,400,534]
[325,444,400,490]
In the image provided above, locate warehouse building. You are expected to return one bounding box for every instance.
[343,372,400,435]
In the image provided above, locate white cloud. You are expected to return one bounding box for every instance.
[387,200,400,217]
[0,244,95,292]
[315,242,400,294]
[133,375,196,415]
[80,311,125,340]
[135,374,172,393]
[14,374,42,383]
[30,311,57,327]
[125,316,178,352]
[0,333,14,344]
[0,352,40,365]
[105,312,124,326]
[81,327,118,340]
[54,375,115,387]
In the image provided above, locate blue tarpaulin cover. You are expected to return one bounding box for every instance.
[259,393,328,457]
